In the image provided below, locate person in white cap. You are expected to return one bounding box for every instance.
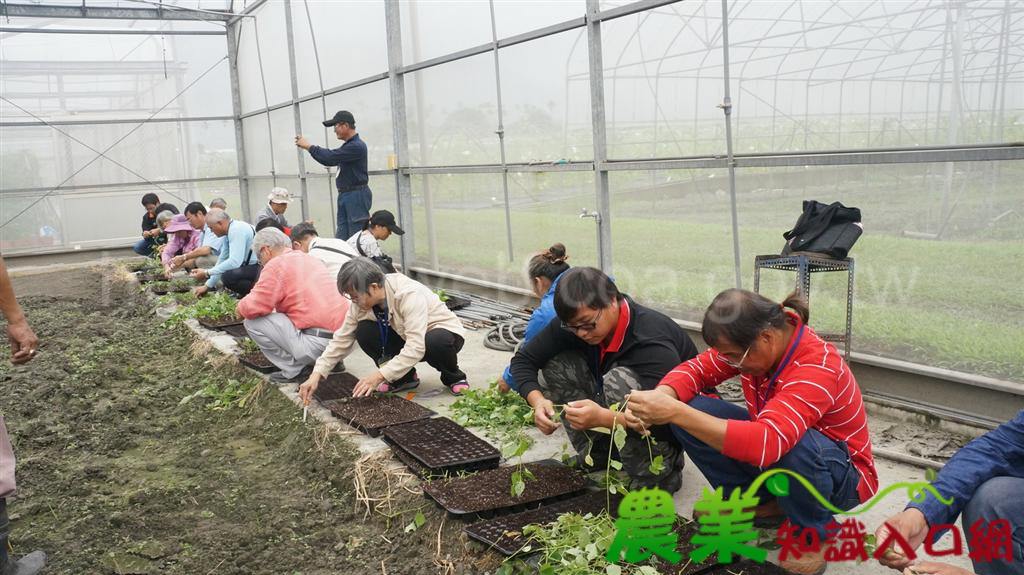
[255,187,291,228]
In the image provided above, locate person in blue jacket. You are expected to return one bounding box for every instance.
[875,409,1024,575]
[295,110,372,240]
[497,243,570,394]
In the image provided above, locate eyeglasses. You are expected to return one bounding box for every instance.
[720,342,753,369]
[561,307,604,334]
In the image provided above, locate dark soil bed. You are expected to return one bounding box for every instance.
[422,462,587,516]
[238,350,278,373]
[197,314,243,329]
[3,266,496,575]
[323,395,434,437]
[383,417,499,475]
[312,372,357,402]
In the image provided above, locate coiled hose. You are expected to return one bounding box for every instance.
[483,321,527,352]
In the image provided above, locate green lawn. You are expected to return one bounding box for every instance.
[405,206,1024,383]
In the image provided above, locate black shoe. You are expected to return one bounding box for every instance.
[269,365,313,385]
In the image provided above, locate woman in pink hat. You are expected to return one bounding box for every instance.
[162,214,202,278]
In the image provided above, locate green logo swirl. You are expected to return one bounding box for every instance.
[745,469,953,515]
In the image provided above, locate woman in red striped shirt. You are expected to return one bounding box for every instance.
[626,288,878,575]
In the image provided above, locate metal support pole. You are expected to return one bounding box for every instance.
[720,0,743,289]
[301,0,336,228]
[283,0,310,221]
[226,20,251,219]
[489,0,515,263]
[586,0,613,273]
[939,2,964,237]
[408,0,439,270]
[385,0,416,269]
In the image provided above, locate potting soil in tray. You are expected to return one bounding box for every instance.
[238,350,279,373]
[312,372,358,402]
[221,324,249,338]
[382,416,500,475]
[150,286,170,295]
[197,315,244,329]
[422,461,587,516]
[322,395,434,437]
[463,490,622,555]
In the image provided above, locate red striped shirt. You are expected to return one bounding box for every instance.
[658,312,878,503]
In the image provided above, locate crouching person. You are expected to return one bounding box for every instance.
[299,257,469,403]
[236,228,349,384]
[509,267,698,493]
[626,288,879,575]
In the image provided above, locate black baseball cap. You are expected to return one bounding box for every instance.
[369,210,404,235]
[322,110,356,127]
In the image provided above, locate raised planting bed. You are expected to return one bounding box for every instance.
[197,314,244,330]
[422,461,587,517]
[149,282,170,295]
[383,417,500,476]
[322,395,434,437]
[464,490,622,555]
[312,372,358,403]
[238,350,278,373]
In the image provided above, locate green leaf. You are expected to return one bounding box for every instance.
[605,565,622,575]
[925,467,939,482]
[648,455,665,475]
[609,459,622,471]
[636,567,660,575]
[612,426,627,451]
[414,510,425,528]
[584,453,594,467]
[511,471,526,498]
[767,474,790,497]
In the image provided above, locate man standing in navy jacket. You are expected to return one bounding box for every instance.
[296,110,372,240]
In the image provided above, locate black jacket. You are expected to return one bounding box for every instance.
[510,296,699,402]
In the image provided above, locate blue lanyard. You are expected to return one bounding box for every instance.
[756,324,805,414]
[374,302,390,351]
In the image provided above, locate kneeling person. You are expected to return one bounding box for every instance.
[509,267,698,493]
[236,228,349,383]
[299,257,469,401]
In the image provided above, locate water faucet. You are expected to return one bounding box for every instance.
[579,208,601,224]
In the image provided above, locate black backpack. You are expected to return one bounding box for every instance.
[355,233,397,274]
[781,200,863,259]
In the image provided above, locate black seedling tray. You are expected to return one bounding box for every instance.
[387,441,431,478]
[136,272,165,284]
[221,324,249,338]
[197,315,244,329]
[323,395,434,437]
[313,372,358,403]
[150,285,170,295]
[383,417,500,475]
[444,295,471,311]
[238,351,278,373]
[464,490,622,556]
[422,461,588,517]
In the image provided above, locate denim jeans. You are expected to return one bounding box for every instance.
[962,476,1024,575]
[672,395,862,541]
[335,186,372,240]
[132,237,155,256]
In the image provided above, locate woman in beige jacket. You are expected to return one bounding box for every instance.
[299,257,469,399]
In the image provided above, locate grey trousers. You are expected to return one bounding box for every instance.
[243,313,332,378]
[195,254,219,268]
[539,351,685,492]
[0,417,15,498]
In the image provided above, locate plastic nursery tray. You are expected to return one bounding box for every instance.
[444,295,472,311]
[197,315,244,330]
[150,285,170,295]
[464,490,622,556]
[238,351,279,374]
[323,395,434,437]
[136,272,165,284]
[422,461,588,517]
[312,373,358,403]
[221,324,249,338]
[383,417,500,476]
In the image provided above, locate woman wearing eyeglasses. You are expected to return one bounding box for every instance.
[625,288,878,575]
[508,267,699,493]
